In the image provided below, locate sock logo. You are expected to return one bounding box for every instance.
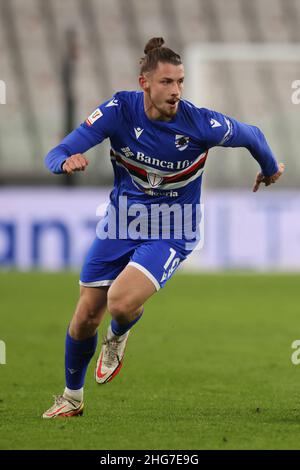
[68,368,78,375]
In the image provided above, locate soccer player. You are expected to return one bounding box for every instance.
[42,37,284,418]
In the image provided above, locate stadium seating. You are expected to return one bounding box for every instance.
[0,0,298,185]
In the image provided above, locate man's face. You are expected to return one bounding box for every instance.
[140,62,185,120]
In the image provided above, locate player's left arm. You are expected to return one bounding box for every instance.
[203,109,285,192]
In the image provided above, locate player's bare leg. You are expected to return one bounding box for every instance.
[95,265,157,383]
[42,286,108,418]
[69,285,109,340]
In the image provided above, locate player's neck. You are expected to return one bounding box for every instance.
[143,94,173,122]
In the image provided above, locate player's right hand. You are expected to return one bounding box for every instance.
[62,154,89,174]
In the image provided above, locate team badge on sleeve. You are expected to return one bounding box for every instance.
[86,108,103,126]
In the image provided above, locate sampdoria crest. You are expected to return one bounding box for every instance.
[175,134,189,151]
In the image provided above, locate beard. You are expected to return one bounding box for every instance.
[149,92,178,120]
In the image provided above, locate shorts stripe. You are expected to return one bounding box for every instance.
[79,280,114,287]
[128,261,160,291]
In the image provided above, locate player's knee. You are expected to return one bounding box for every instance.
[74,290,105,328]
[83,309,101,329]
[107,294,133,323]
[72,306,99,331]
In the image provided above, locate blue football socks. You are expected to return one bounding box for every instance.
[65,330,98,390]
[110,308,144,336]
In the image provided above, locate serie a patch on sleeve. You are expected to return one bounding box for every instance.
[86,108,103,126]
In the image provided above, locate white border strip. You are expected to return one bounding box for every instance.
[128,262,160,291]
[79,280,114,287]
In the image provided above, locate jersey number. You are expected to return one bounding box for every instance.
[160,248,181,283]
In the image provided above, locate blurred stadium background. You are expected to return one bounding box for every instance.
[0,0,299,185]
[0,0,299,271]
[1,0,300,451]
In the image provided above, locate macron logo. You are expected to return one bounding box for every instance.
[134,127,144,139]
[105,99,119,107]
[210,118,222,128]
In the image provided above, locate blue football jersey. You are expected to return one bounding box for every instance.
[45,90,278,242]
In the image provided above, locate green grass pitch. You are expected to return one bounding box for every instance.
[0,271,300,450]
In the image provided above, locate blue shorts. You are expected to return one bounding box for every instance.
[80,237,191,291]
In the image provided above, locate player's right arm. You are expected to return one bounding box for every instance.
[45,96,121,174]
[61,153,89,175]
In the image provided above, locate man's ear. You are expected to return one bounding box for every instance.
[139,74,150,92]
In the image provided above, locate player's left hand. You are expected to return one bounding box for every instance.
[252,162,285,192]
